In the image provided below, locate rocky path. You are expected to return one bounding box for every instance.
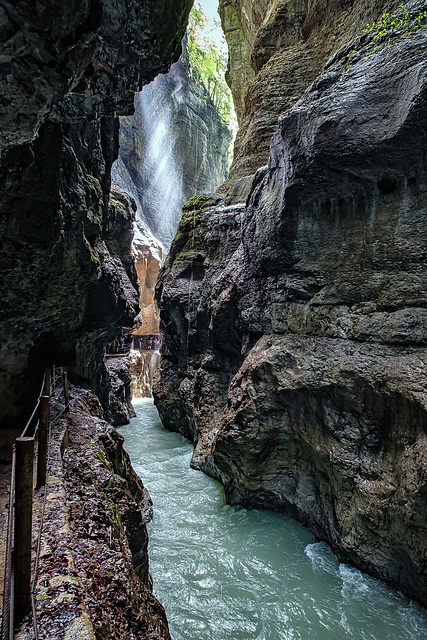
[0,386,168,640]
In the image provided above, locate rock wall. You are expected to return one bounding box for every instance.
[154,0,427,607]
[16,385,170,640]
[132,221,162,338]
[0,0,193,429]
[219,0,397,202]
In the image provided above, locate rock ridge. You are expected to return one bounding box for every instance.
[17,385,170,640]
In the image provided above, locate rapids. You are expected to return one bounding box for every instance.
[119,401,427,640]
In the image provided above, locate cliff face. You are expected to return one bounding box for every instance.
[113,42,233,249]
[219,0,397,201]
[0,0,192,428]
[155,0,427,607]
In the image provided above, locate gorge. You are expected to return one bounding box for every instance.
[1,0,427,638]
[154,0,427,614]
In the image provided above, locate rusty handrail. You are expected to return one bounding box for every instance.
[0,366,54,639]
[1,447,15,640]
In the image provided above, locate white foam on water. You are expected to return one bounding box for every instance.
[118,405,427,640]
[304,541,339,577]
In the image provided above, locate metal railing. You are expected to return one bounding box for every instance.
[1,366,69,639]
[105,338,133,356]
[132,334,161,351]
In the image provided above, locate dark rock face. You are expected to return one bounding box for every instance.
[154,195,245,453]
[0,0,192,428]
[155,8,427,607]
[62,387,170,639]
[105,354,136,426]
[204,336,427,607]
[0,0,192,150]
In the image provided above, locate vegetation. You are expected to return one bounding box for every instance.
[92,445,114,473]
[186,3,235,128]
[363,3,427,42]
[340,4,427,70]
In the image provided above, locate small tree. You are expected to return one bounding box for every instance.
[186,3,234,126]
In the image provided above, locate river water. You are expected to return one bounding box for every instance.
[118,401,427,640]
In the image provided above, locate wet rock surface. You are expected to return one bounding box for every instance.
[155,4,427,607]
[219,0,402,202]
[0,0,192,430]
[17,386,169,640]
[0,0,193,151]
[203,335,427,606]
[63,389,169,640]
[104,355,135,426]
[128,221,162,399]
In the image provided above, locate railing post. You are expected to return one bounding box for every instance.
[14,437,34,626]
[61,368,69,410]
[1,449,16,640]
[36,396,49,488]
[43,367,51,396]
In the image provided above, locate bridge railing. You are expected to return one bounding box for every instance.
[1,366,69,640]
[105,338,133,356]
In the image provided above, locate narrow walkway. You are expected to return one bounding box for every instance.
[1,385,169,640]
[0,393,95,640]
[15,408,95,640]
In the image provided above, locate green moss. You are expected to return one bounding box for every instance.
[182,194,212,213]
[340,4,427,70]
[108,198,126,213]
[166,196,210,260]
[92,446,114,473]
[107,502,121,524]
[363,4,427,41]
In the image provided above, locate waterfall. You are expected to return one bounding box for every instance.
[112,59,187,251]
[112,30,233,396]
[112,41,232,254]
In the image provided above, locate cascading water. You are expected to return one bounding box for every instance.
[113,36,232,398]
[112,62,186,250]
[112,41,232,252]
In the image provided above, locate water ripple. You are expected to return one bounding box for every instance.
[118,404,427,640]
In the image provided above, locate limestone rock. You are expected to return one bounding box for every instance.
[219,0,400,202]
[203,335,427,605]
[62,387,170,639]
[132,219,163,337]
[0,0,192,429]
[105,355,135,426]
[155,8,427,607]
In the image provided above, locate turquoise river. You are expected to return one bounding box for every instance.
[118,401,427,640]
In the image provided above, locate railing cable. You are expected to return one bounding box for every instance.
[0,365,66,639]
